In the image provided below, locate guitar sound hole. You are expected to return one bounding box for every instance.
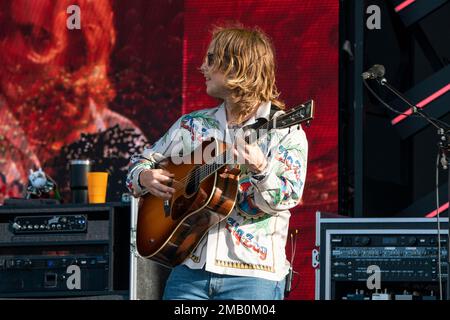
[185,168,200,197]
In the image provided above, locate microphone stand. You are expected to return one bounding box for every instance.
[376,77,450,299]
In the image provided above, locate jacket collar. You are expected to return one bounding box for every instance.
[215,101,272,130]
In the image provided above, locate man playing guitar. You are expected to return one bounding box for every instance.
[126,25,308,300]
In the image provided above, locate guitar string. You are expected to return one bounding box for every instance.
[167,106,307,191]
[173,117,303,190]
[170,114,302,191]
[169,120,272,191]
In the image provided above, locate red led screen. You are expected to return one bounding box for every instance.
[184,0,339,300]
[0,0,338,299]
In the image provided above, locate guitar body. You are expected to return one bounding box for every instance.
[136,139,241,267]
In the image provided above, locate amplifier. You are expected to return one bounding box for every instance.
[0,203,130,298]
[315,212,449,300]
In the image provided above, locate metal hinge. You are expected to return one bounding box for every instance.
[312,249,320,268]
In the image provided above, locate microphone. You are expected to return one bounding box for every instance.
[362,64,385,80]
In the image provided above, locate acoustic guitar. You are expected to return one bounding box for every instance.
[136,100,314,267]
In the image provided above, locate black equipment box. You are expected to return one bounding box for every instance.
[314,212,448,300]
[0,203,130,298]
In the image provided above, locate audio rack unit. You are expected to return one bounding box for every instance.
[314,212,448,300]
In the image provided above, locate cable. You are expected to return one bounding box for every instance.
[363,79,450,130]
[290,230,301,292]
[291,270,302,292]
[413,108,445,131]
[436,151,443,300]
[364,77,450,300]
[285,229,299,297]
[362,79,423,117]
[291,229,298,264]
[418,109,450,130]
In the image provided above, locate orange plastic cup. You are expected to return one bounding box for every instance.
[87,172,108,203]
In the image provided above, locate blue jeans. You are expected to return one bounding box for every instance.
[162,264,286,300]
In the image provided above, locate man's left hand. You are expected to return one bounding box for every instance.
[233,136,268,174]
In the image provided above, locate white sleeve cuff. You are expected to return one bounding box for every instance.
[251,171,280,192]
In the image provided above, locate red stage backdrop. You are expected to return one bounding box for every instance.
[0,0,338,299]
[184,0,339,300]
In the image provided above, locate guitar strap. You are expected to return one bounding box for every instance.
[269,103,282,119]
[238,103,282,175]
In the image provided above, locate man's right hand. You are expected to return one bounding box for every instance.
[139,169,176,200]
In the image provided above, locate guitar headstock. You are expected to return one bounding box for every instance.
[274,99,315,129]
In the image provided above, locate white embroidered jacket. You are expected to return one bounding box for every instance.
[126,102,308,281]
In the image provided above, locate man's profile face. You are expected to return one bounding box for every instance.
[200,41,229,100]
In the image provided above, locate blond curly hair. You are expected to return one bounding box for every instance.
[207,25,285,124]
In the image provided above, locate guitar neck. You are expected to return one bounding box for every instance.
[198,151,234,182]
[197,100,314,183]
[198,120,272,182]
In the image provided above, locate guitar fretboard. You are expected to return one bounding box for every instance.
[197,121,272,182]
[190,100,313,185]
